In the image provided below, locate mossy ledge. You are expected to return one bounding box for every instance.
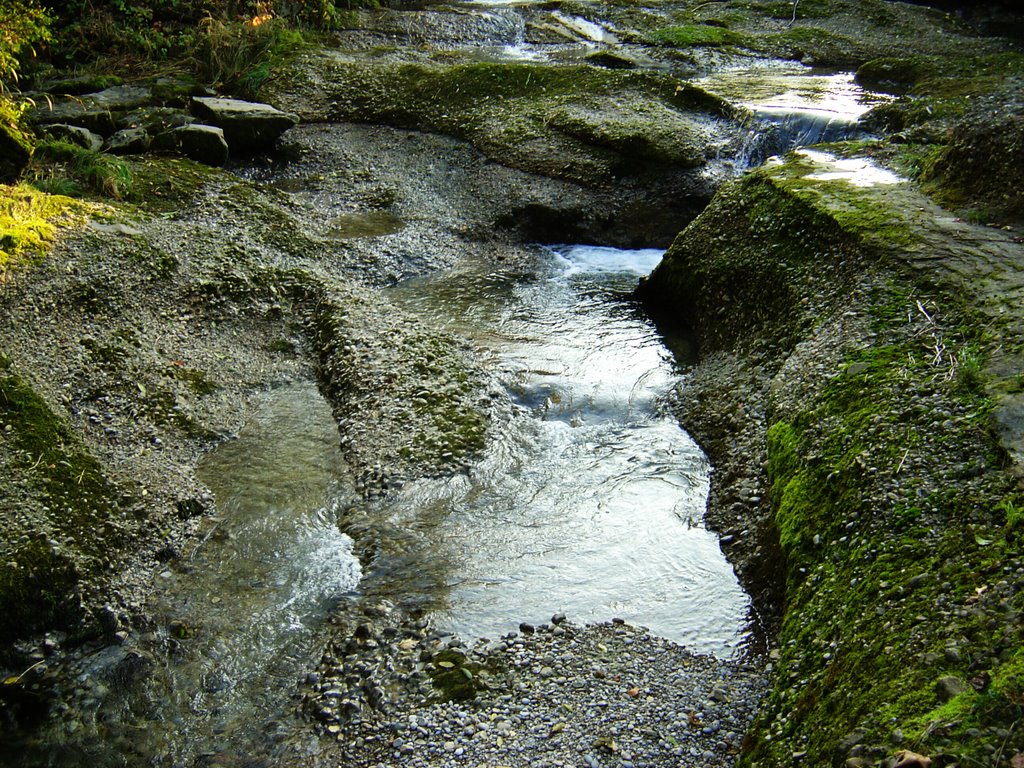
[265,57,747,188]
[638,154,1024,765]
[0,353,131,651]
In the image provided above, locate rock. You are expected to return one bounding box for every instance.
[0,119,32,182]
[935,675,969,702]
[39,123,103,152]
[40,74,125,96]
[584,50,638,69]
[35,105,116,136]
[894,750,932,768]
[88,222,143,237]
[105,127,151,155]
[88,86,153,111]
[165,124,228,165]
[118,106,195,134]
[30,86,153,137]
[189,97,298,154]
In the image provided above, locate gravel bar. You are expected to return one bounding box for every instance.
[309,616,767,768]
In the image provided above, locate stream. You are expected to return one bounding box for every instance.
[7,35,890,767]
[376,245,750,654]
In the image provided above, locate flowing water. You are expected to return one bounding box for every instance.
[12,384,361,767]
[12,247,751,767]
[697,66,892,161]
[380,245,751,655]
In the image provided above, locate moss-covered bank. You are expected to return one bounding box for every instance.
[266,56,745,186]
[639,153,1024,766]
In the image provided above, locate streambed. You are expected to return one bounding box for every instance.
[377,245,750,654]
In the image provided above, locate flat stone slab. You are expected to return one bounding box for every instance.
[190,97,298,154]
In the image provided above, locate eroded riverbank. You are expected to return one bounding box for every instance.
[3,0,1024,766]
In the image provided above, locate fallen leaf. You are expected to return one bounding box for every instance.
[398,638,418,651]
[626,687,640,697]
[688,711,702,727]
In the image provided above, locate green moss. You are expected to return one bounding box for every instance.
[0,539,81,645]
[168,364,218,396]
[758,26,866,67]
[743,0,834,20]
[0,353,133,646]
[640,172,861,352]
[755,154,920,249]
[304,58,738,183]
[0,183,86,273]
[746,281,1019,765]
[125,155,220,213]
[649,24,744,48]
[31,140,133,200]
[0,354,123,557]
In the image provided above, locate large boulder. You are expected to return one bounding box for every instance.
[189,97,298,154]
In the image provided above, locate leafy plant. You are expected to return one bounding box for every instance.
[0,0,52,88]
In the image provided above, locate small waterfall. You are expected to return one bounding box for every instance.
[754,105,863,151]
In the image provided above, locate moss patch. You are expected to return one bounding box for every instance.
[280,58,740,184]
[745,276,1021,765]
[638,172,863,353]
[649,24,745,48]
[0,183,87,275]
[0,354,130,644]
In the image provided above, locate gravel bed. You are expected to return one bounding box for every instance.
[307,615,766,768]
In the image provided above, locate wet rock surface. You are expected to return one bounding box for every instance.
[3,0,1024,765]
[639,148,1024,765]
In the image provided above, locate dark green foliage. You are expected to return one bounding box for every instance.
[0,0,52,87]
[31,140,133,199]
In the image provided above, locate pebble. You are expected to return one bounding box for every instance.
[307,617,766,768]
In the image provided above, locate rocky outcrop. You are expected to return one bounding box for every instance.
[26,86,296,165]
[189,97,299,154]
[638,150,1024,767]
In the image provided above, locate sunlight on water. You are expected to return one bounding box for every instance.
[386,246,751,656]
[697,67,885,118]
[796,148,903,186]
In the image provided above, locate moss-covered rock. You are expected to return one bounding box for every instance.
[266,57,745,187]
[922,89,1024,222]
[638,147,1024,767]
[0,100,33,183]
[0,354,130,649]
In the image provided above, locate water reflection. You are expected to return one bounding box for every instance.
[384,246,751,656]
[15,383,362,768]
